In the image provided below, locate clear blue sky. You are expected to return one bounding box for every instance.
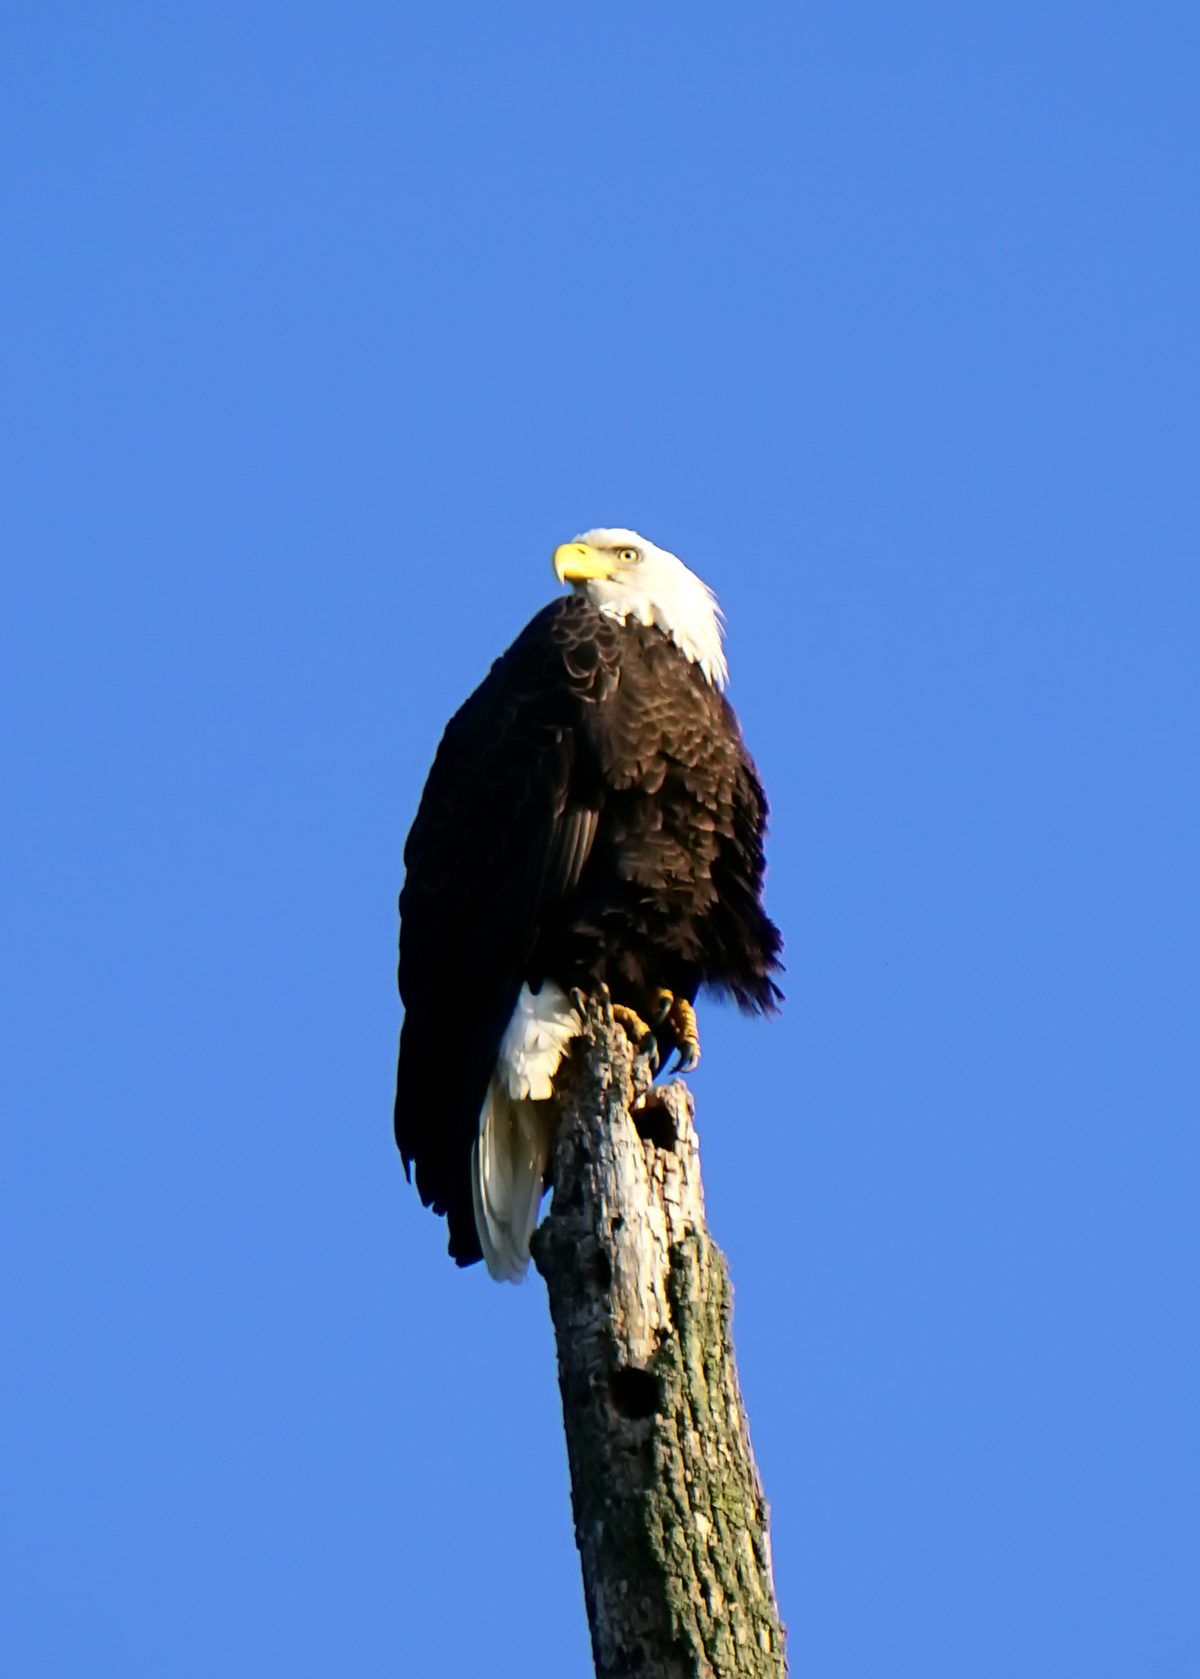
[3,4,1196,1674]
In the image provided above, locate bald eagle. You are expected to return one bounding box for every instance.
[394,530,782,1278]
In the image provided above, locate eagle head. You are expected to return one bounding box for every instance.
[552,527,728,689]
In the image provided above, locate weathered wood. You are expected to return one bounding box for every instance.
[531,1002,787,1679]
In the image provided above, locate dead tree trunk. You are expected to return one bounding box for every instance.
[530,1000,788,1679]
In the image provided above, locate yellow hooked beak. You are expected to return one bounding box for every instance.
[552,542,617,585]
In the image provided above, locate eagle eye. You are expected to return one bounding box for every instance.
[615,546,641,565]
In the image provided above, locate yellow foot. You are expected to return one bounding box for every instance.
[614,1000,651,1040]
[652,990,702,1073]
[572,985,660,1068]
[615,1003,660,1077]
[614,1000,661,1067]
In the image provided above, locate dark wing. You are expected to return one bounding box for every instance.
[714,697,784,1012]
[394,595,621,1265]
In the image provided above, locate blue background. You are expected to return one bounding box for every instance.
[4,4,1196,1674]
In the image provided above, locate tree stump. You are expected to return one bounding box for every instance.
[531,1001,787,1679]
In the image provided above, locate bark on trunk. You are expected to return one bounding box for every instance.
[530,1000,787,1679]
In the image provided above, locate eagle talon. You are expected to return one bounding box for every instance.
[653,993,700,1074]
[650,988,674,1026]
[611,1003,654,1059]
[596,980,615,1026]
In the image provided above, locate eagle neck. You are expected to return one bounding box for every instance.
[596,599,727,690]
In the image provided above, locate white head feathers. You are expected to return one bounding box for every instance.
[554,527,728,689]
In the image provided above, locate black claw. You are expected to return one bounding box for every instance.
[661,1041,699,1077]
[596,981,614,1025]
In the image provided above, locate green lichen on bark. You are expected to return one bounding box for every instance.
[642,1237,782,1676]
[533,1003,787,1679]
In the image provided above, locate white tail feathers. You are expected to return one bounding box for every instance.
[472,982,581,1281]
[471,1088,555,1282]
[497,981,581,1100]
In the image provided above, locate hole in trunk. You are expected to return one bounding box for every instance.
[632,1093,677,1151]
[609,1365,661,1420]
